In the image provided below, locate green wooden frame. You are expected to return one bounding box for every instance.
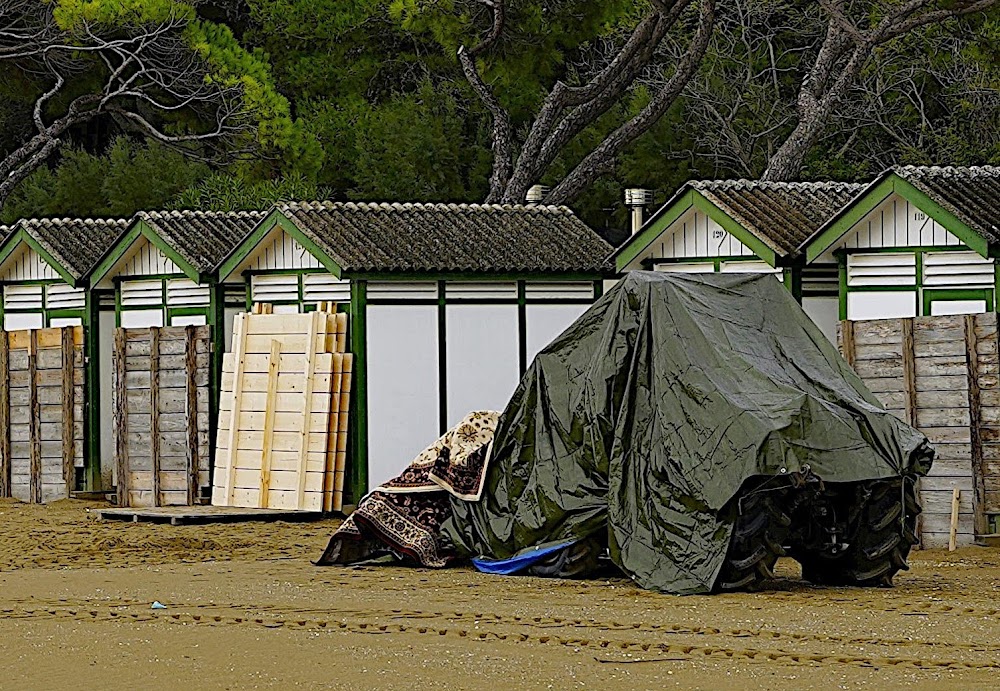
[218,210,343,282]
[612,188,779,272]
[923,288,994,316]
[90,219,204,289]
[805,175,990,263]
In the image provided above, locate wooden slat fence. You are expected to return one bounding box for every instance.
[113,325,211,507]
[841,314,1000,548]
[0,327,84,503]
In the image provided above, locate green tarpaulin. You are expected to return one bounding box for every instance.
[442,272,932,595]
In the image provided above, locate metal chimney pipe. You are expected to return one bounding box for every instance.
[525,184,550,204]
[624,188,654,234]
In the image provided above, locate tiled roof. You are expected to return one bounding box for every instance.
[137,210,265,274]
[273,201,612,274]
[892,166,1000,244]
[689,180,867,255]
[20,217,130,281]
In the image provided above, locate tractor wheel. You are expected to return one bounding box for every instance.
[527,536,603,579]
[714,489,792,592]
[800,478,920,587]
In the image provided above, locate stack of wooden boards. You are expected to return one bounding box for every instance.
[212,303,352,512]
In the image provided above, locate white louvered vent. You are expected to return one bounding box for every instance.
[653,262,715,274]
[847,253,917,287]
[523,282,594,300]
[250,274,299,303]
[923,252,994,288]
[802,266,839,293]
[446,282,518,300]
[120,279,164,306]
[166,278,210,306]
[44,284,85,310]
[367,282,438,301]
[302,273,351,303]
[4,284,43,311]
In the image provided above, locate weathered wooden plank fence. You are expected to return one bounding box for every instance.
[0,327,84,503]
[113,325,211,507]
[841,314,1000,548]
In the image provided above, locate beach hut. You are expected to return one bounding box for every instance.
[802,166,1000,320]
[0,217,129,489]
[87,210,264,488]
[612,180,865,341]
[217,201,612,496]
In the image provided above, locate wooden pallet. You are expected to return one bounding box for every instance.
[212,303,351,512]
[96,505,324,525]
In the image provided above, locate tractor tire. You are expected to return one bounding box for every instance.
[714,489,792,592]
[527,536,603,579]
[800,478,920,587]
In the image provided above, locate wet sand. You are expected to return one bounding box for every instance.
[0,498,997,689]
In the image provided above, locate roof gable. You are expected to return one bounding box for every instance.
[221,201,612,278]
[804,166,998,262]
[614,180,863,272]
[0,218,129,286]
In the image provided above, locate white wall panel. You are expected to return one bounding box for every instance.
[526,304,589,364]
[0,246,61,282]
[802,296,839,344]
[367,305,439,490]
[622,208,756,271]
[238,228,323,274]
[48,317,82,327]
[114,238,182,279]
[655,262,715,273]
[817,193,962,262]
[445,305,519,429]
[120,309,164,328]
[170,314,207,326]
[4,312,43,330]
[847,292,917,320]
[929,299,988,316]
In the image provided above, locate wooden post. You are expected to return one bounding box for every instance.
[840,320,856,368]
[60,327,75,492]
[27,330,41,504]
[258,339,282,508]
[949,488,961,552]
[113,328,128,507]
[902,317,922,548]
[184,326,200,506]
[964,315,988,537]
[149,327,161,507]
[0,332,9,499]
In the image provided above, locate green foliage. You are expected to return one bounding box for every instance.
[173,172,329,211]
[1,139,210,223]
[349,81,491,201]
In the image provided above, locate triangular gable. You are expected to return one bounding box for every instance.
[805,174,989,263]
[0,228,77,286]
[89,219,202,289]
[218,209,343,282]
[614,188,778,272]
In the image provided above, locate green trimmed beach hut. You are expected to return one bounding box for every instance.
[217,201,612,497]
[87,210,264,488]
[0,217,129,489]
[612,180,865,342]
[803,166,1000,321]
